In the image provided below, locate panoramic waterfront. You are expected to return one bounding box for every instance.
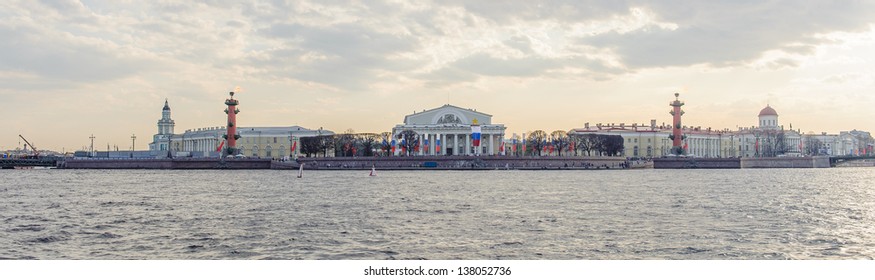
[1,168,873,260]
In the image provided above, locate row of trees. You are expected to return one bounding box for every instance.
[510,130,624,157]
[297,129,626,158]
[299,130,394,157]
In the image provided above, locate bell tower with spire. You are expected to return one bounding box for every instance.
[158,99,175,135]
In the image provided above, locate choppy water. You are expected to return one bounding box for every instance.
[1,168,874,259]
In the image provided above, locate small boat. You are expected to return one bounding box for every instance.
[297,163,304,178]
[369,165,377,177]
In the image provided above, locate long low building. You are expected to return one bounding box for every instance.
[149,99,331,159]
[570,104,868,158]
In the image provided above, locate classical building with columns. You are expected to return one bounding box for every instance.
[391,104,507,156]
[149,99,331,159]
[570,104,809,158]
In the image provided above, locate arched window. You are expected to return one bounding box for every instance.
[252,145,259,157]
[239,146,246,155]
[279,146,286,158]
[265,145,272,158]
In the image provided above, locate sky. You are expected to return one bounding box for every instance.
[2,0,875,152]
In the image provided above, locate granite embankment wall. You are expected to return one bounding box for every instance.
[652,158,741,169]
[654,156,831,169]
[278,156,628,170]
[741,156,830,168]
[63,158,272,169]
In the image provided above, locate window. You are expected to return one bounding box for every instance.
[265,145,272,157]
[252,146,259,157]
[273,137,277,143]
[647,146,652,157]
[633,146,639,157]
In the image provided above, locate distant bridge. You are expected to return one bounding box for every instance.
[829,155,875,166]
[0,158,59,169]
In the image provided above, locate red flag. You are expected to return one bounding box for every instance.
[216,140,225,152]
[683,141,688,151]
[290,141,297,153]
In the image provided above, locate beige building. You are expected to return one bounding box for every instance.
[569,121,731,158]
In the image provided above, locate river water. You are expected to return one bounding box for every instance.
[1,168,873,260]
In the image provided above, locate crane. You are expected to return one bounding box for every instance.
[18,134,39,157]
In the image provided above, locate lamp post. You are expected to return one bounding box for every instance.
[131,134,136,152]
[89,134,95,158]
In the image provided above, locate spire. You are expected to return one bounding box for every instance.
[163,99,170,110]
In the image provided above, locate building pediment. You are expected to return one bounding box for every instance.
[403,104,493,125]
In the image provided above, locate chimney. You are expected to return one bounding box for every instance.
[651,119,657,129]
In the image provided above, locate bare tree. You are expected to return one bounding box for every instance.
[510,134,522,156]
[804,137,823,156]
[379,132,393,156]
[358,133,380,157]
[318,135,334,157]
[399,130,419,156]
[578,134,597,156]
[550,130,568,156]
[568,133,581,156]
[527,130,547,156]
[334,130,357,157]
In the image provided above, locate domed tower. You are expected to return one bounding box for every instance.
[758,105,778,129]
[157,99,175,135]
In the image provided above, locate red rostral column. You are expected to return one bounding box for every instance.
[668,93,686,155]
[223,91,240,156]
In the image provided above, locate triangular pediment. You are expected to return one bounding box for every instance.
[403,104,493,125]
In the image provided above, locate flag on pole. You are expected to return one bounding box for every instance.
[391,139,396,154]
[436,139,441,153]
[522,134,526,155]
[471,125,481,147]
[216,140,225,152]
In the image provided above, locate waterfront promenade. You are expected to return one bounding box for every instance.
[62,156,628,170]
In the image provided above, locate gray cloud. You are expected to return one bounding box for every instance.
[4,0,875,92]
[582,1,875,68]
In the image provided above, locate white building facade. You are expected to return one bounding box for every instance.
[392,104,507,156]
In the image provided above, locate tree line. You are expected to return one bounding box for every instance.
[507,130,624,157]
[296,129,625,158]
